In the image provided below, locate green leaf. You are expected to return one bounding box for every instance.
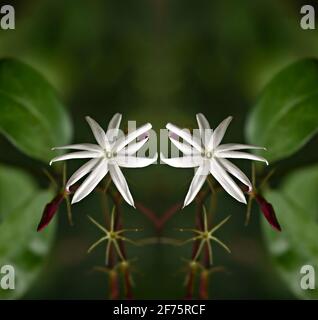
[246,59,318,162]
[0,164,56,299]
[0,58,72,162]
[262,165,318,299]
[0,166,36,222]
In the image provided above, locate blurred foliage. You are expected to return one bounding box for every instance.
[0,165,56,299]
[0,0,317,299]
[0,29,72,297]
[246,59,318,162]
[0,58,71,299]
[262,165,318,299]
[0,59,72,162]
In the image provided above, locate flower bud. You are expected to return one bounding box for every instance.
[37,192,65,232]
[255,193,281,231]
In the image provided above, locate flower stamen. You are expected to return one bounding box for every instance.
[87,206,140,265]
[180,206,231,266]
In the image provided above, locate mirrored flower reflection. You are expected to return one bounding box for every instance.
[50,113,157,207]
[161,113,268,207]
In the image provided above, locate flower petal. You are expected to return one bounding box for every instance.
[218,158,252,191]
[66,158,100,191]
[52,143,102,152]
[166,123,203,152]
[215,150,268,165]
[86,116,110,149]
[50,151,102,165]
[109,163,135,207]
[115,153,158,168]
[114,123,152,152]
[71,159,108,204]
[106,113,122,143]
[169,136,198,156]
[210,158,246,204]
[183,164,209,207]
[107,113,122,131]
[196,113,212,147]
[118,137,149,156]
[207,116,233,150]
[160,153,202,168]
[216,143,266,153]
[196,113,211,131]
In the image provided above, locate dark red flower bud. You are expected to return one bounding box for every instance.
[255,193,281,231]
[37,192,65,232]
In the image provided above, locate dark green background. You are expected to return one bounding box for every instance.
[0,0,317,299]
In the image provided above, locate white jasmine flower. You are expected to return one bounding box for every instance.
[161,113,268,207]
[50,113,157,207]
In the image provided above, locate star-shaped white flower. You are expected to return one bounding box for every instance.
[161,113,268,207]
[50,113,157,207]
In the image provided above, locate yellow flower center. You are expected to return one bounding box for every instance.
[206,151,212,159]
[202,150,213,159]
[105,151,116,159]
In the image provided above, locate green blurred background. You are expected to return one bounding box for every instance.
[0,0,318,299]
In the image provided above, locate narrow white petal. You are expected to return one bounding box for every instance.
[50,151,102,165]
[169,136,198,156]
[86,116,110,149]
[207,116,233,150]
[216,150,268,165]
[196,113,212,147]
[216,143,266,153]
[118,137,149,156]
[210,158,246,204]
[160,153,202,168]
[66,158,100,191]
[166,123,203,152]
[196,113,211,131]
[109,164,135,207]
[114,123,152,152]
[183,164,209,207]
[71,160,108,204]
[52,143,102,152]
[115,153,158,168]
[107,113,122,131]
[218,158,252,191]
[106,113,122,143]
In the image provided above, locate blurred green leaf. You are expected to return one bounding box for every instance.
[0,58,72,162]
[0,164,56,299]
[246,59,318,162]
[262,165,318,299]
[0,166,36,222]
